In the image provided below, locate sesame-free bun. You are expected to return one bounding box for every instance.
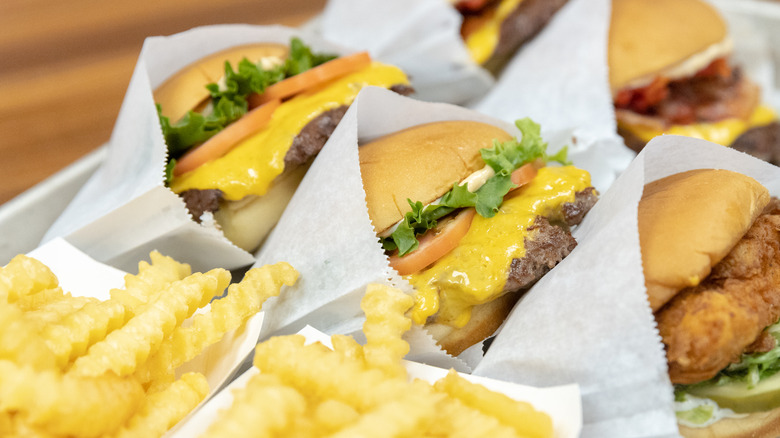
[638,169,769,311]
[425,292,519,356]
[154,43,288,123]
[679,404,780,438]
[358,121,512,234]
[609,0,727,92]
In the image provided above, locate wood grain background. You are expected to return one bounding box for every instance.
[0,0,326,205]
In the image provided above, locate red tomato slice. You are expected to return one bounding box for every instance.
[173,98,281,177]
[248,52,372,108]
[509,163,538,191]
[388,208,476,276]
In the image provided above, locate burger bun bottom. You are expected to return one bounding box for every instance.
[214,164,308,253]
[425,292,520,356]
[679,404,780,438]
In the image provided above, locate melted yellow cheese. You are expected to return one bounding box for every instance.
[170,62,409,200]
[465,0,523,64]
[620,104,777,146]
[407,166,591,327]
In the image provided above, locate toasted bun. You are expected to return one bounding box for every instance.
[154,43,288,123]
[679,404,780,438]
[609,0,727,92]
[639,169,769,311]
[425,292,520,356]
[358,121,513,233]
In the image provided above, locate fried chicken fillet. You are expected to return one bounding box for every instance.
[656,199,780,385]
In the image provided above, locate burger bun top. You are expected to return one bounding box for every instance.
[358,121,513,234]
[609,0,727,92]
[154,43,289,123]
[639,169,769,311]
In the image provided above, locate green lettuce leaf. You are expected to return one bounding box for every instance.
[381,118,570,257]
[676,404,715,426]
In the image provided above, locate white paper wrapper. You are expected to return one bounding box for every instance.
[473,135,780,437]
[469,0,620,142]
[317,0,494,105]
[254,86,631,366]
[23,238,266,409]
[41,25,356,273]
[170,326,583,438]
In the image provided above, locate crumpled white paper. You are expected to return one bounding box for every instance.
[41,25,356,273]
[169,325,583,438]
[470,0,619,142]
[474,135,780,437]
[317,0,494,105]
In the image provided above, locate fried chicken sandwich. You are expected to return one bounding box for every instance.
[639,168,780,436]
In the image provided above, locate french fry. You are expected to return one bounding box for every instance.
[424,397,521,438]
[331,334,364,364]
[70,269,230,377]
[41,298,129,369]
[201,373,308,438]
[0,304,57,370]
[0,255,58,303]
[361,284,413,378]
[313,399,360,434]
[0,360,144,437]
[135,262,298,385]
[204,284,555,438]
[13,286,68,311]
[23,294,97,332]
[109,251,191,313]
[326,383,441,438]
[254,335,412,411]
[115,372,208,438]
[434,370,554,438]
[1,251,297,437]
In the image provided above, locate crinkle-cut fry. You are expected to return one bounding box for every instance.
[5,415,52,438]
[115,372,208,438]
[361,284,413,378]
[326,381,442,438]
[331,334,365,365]
[13,287,67,311]
[70,269,231,377]
[24,295,98,332]
[313,399,360,434]
[0,303,56,370]
[0,360,143,437]
[110,251,191,313]
[425,396,520,438]
[40,298,129,369]
[0,255,58,303]
[201,373,308,438]
[434,370,553,438]
[0,411,13,436]
[136,263,298,385]
[145,367,176,395]
[253,336,412,412]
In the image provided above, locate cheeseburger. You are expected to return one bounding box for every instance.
[454,0,569,72]
[610,0,780,161]
[156,38,411,252]
[638,169,780,436]
[359,119,597,355]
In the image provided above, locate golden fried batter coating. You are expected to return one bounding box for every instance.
[656,200,780,384]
